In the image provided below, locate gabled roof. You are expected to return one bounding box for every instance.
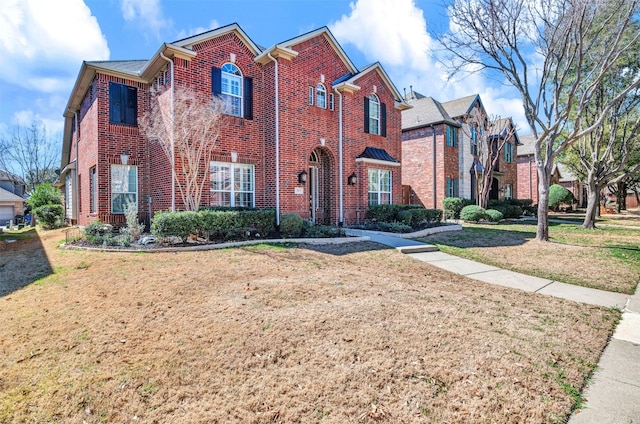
[340,62,411,110]
[172,22,263,55]
[0,187,25,202]
[441,94,484,118]
[517,135,536,156]
[401,96,460,130]
[0,170,25,184]
[552,162,579,183]
[489,117,522,145]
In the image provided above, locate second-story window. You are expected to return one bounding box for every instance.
[221,63,242,117]
[316,83,327,109]
[368,94,380,135]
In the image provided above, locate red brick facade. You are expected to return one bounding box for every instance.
[60,24,410,227]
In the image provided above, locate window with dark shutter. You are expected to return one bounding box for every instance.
[363,96,370,133]
[212,67,222,97]
[243,77,253,120]
[380,103,387,137]
[109,82,137,126]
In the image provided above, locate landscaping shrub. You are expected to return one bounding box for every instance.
[84,220,115,246]
[119,202,145,244]
[199,209,236,240]
[442,197,473,219]
[151,211,201,243]
[367,204,441,229]
[460,205,487,222]
[236,208,276,237]
[377,221,413,233]
[549,184,575,210]
[33,204,64,229]
[485,209,504,222]
[302,222,345,238]
[280,213,303,238]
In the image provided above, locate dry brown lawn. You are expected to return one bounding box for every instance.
[0,228,619,423]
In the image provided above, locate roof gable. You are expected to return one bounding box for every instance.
[441,94,484,119]
[401,96,460,130]
[172,23,262,55]
[344,63,411,110]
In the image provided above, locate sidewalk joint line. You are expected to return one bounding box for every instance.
[534,281,556,293]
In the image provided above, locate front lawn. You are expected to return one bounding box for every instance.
[418,220,640,294]
[0,228,620,423]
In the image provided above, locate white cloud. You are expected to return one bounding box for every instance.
[11,109,64,136]
[120,0,171,40]
[0,0,109,93]
[175,20,220,41]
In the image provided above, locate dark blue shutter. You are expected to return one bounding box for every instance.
[363,96,370,134]
[380,103,387,137]
[212,67,222,97]
[243,76,253,120]
[124,85,137,125]
[109,82,122,124]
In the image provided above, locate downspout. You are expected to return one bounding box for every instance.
[335,87,344,225]
[159,51,175,212]
[267,52,281,226]
[432,125,437,209]
[74,111,80,224]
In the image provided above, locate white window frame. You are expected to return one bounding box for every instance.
[369,94,380,135]
[111,164,137,214]
[90,166,97,213]
[504,184,513,200]
[308,86,314,105]
[221,63,243,117]
[316,83,327,109]
[368,168,392,206]
[210,161,255,208]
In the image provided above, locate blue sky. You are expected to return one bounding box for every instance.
[0,0,527,150]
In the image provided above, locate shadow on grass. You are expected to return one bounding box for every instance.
[0,228,54,297]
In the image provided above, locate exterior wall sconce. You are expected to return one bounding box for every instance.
[298,170,307,184]
[348,172,357,185]
[120,154,129,165]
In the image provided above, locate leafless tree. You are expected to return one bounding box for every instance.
[0,122,60,193]
[140,86,227,211]
[440,0,640,240]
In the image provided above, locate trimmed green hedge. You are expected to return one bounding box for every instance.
[280,213,304,238]
[442,197,475,219]
[367,204,442,229]
[460,205,487,222]
[485,209,504,222]
[152,208,276,243]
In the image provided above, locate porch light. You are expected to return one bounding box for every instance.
[298,170,307,184]
[348,172,357,185]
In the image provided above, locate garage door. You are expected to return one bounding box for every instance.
[0,205,14,224]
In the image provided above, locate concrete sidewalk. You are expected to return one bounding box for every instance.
[353,229,638,423]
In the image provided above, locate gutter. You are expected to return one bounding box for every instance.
[266,52,281,226]
[159,51,175,212]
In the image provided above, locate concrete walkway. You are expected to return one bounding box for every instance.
[349,229,639,423]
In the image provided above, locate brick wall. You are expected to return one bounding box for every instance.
[517,154,537,203]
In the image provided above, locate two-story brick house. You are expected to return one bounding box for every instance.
[59,24,410,228]
[401,91,519,209]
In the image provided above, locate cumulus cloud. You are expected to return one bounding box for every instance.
[329,0,528,133]
[0,0,109,93]
[120,0,172,40]
[174,20,220,41]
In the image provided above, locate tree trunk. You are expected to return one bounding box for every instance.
[616,182,627,212]
[536,163,550,241]
[582,181,599,229]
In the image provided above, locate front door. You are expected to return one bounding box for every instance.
[308,148,332,224]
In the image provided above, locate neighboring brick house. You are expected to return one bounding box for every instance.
[59,24,410,227]
[401,92,519,209]
[517,135,585,206]
[0,171,26,224]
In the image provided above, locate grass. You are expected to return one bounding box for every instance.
[0,227,622,423]
[419,218,640,294]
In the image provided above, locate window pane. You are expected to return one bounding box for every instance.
[210,161,254,208]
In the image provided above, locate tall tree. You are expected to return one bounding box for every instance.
[0,122,60,193]
[440,0,640,240]
[140,86,227,211]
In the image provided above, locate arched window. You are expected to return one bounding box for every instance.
[221,63,242,117]
[316,83,327,109]
[368,94,380,135]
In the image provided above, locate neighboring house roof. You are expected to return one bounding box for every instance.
[0,187,25,203]
[517,134,536,156]
[441,94,483,119]
[401,96,460,130]
[489,117,522,145]
[0,170,25,185]
[553,162,579,183]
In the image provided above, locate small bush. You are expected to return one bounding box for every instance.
[442,197,473,219]
[302,222,345,238]
[549,184,574,210]
[84,220,115,245]
[460,205,487,222]
[280,214,303,238]
[377,222,413,233]
[367,204,441,229]
[33,204,64,229]
[27,183,62,210]
[485,209,504,222]
[151,211,201,243]
[119,202,145,244]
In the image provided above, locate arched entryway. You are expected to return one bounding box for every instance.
[308,148,333,224]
